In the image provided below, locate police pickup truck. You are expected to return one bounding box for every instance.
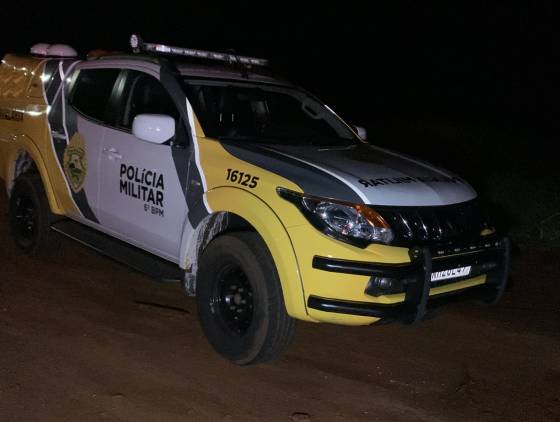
[0,36,510,364]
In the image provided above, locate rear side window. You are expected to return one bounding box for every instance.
[71,68,120,122]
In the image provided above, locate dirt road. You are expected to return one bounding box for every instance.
[0,198,559,421]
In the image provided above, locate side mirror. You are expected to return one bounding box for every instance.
[132,114,175,144]
[352,125,367,141]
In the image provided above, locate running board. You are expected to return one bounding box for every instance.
[51,220,184,283]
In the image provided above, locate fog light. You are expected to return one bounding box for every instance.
[365,276,407,297]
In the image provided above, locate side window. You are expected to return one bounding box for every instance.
[118,71,179,131]
[70,69,120,122]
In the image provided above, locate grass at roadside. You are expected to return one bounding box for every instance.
[372,118,560,245]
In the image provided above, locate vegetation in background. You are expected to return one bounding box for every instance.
[371,119,560,244]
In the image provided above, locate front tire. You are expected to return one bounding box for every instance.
[196,232,296,365]
[9,174,56,255]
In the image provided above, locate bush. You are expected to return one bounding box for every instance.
[371,118,560,243]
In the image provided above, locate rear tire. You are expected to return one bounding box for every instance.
[9,174,57,255]
[196,232,296,365]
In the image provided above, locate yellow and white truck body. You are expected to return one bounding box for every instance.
[0,37,510,364]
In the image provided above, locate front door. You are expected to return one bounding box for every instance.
[97,70,188,261]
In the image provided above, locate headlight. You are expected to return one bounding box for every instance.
[277,187,394,247]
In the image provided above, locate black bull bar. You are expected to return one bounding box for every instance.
[308,237,511,324]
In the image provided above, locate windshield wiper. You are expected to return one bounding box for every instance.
[218,134,358,147]
[301,134,358,147]
[218,135,253,141]
[218,135,293,144]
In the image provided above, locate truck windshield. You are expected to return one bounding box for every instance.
[182,79,359,146]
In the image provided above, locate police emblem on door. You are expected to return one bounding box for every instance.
[63,133,87,193]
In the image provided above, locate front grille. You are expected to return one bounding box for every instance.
[374,199,491,246]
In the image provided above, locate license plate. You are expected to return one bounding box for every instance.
[431,266,472,282]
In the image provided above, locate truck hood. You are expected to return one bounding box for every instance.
[220,141,477,206]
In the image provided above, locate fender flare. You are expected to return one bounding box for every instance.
[183,186,311,321]
[7,135,62,214]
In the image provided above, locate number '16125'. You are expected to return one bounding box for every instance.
[226,169,259,188]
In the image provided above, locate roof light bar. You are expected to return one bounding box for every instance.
[129,34,269,67]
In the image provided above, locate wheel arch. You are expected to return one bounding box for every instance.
[180,187,310,321]
[6,138,62,215]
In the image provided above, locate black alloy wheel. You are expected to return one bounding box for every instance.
[12,193,38,248]
[196,232,296,365]
[9,174,57,255]
[212,263,254,335]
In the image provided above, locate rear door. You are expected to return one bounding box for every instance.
[66,67,121,222]
[96,69,189,261]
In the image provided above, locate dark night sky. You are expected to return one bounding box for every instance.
[0,3,554,147]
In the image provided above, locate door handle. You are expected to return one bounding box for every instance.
[102,147,122,160]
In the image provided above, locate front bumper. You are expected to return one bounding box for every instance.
[308,237,511,324]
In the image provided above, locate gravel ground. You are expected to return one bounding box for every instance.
[0,195,559,421]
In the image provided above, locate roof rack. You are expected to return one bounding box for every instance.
[129,34,269,67]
